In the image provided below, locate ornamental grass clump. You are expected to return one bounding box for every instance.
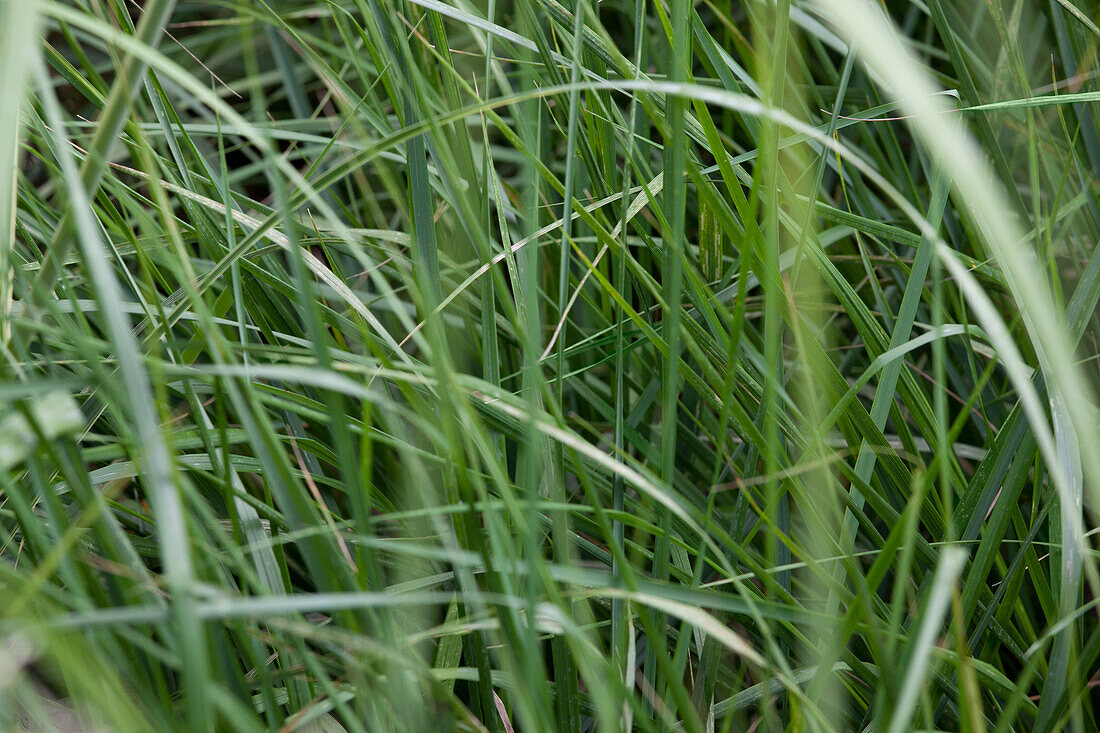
[1,0,1098,731]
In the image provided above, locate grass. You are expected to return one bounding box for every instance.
[1,0,1099,730]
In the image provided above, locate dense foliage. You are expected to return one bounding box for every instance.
[2,0,1099,730]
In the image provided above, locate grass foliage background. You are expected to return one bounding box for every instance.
[2,0,1100,730]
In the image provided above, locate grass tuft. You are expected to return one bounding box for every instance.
[2,0,1099,730]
